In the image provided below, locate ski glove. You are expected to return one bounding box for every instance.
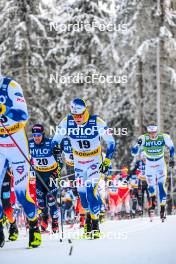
[137,138,142,146]
[51,170,59,179]
[169,158,175,168]
[52,146,62,156]
[100,158,111,174]
[52,146,63,167]
[0,104,6,115]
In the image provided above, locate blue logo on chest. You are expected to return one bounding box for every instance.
[67,115,98,139]
[29,139,52,158]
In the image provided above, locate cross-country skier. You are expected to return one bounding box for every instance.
[0,76,41,248]
[129,162,143,217]
[29,124,61,233]
[60,136,78,196]
[131,123,175,221]
[116,166,131,219]
[60,136,74,177]
[62,187,76,224]
[52,98,115,238]
[135,155,150,214]
[108,174,119,220]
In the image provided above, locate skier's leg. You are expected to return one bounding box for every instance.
[145,161,157,217]
[131,188,138,217]
[137,181,143,214]
[157,160,167,220]
[9,130,41,247]
[36,178,48,231]
[0,153,8,248]
[2,170,18,241]
[75,168,90,235]
[116,199,123,219]
[47,184,59,233]
[86,163,103,238]
[1,169,15,222]
[109,195,116,219]
[124,193,131,218]
[86,163,103,218]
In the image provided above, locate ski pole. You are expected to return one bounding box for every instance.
[56,163,64,241]
[170,167,174,212]
[56,158,72,246]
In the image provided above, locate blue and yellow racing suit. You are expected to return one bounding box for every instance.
[52,114,115,219]
[0,77,36,221]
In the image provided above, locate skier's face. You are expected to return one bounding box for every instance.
[33,134,43,144]
[149,131,158,139]
[121,167,128,177]
[72,112,86,125]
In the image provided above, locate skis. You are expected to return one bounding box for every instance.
[149,210,166,223]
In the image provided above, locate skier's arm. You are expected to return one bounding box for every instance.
[97,117,116,160]
[163,133,175,158]
[5,81,29,121]
[52,117,67,148]
[131,135,145,156]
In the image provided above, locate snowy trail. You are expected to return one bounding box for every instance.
[1,215,176,264]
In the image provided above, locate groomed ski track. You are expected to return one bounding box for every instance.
[1,215,176,264]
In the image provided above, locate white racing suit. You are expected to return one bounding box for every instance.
[52,114,115,219]
[145,158,167,205]
[131,132,175,206]
[0,77,36,221]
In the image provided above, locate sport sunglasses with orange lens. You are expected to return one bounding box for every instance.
[72,110,86,118]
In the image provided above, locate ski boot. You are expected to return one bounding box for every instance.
[9,220,18,241]
[117,212,122,220]
[29,219,41,248]
[125,213,131,219]
[148,196,156,222]
[131,209,136,218]
[110,213,114,220]
[2,215,9,226]
[138,210,143,216]
[41,215,49,232]
[91,219,101,239]
[137,206,143,216]
[160,205,166,222]
[0,221,5,248]
[99,211,105,223]
[52,219,59,233]
[83,213,92,238]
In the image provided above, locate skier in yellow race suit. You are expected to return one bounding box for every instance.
[52,98,116,238]
[0,76,41,248]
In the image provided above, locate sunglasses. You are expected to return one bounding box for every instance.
[72,111,86,119]
[32,133,43,137]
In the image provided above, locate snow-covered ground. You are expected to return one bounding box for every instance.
[1,215,176,264]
